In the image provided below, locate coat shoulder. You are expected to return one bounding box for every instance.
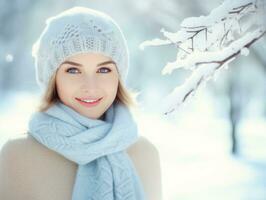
[0,133,73,168]
[0,134,37,198]
[0,134,77,199]
[127,135,159,155]
[127,136,163,200]
[0,134,49,159]
[0,134,33,161]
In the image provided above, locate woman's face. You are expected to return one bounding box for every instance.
[55,52,119,119]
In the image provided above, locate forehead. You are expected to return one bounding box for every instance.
[58,52,118,72]
[65,52,112,63]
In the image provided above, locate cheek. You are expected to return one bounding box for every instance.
[56,74,75,99]
[98,79,118,99]
[102,77,119,92]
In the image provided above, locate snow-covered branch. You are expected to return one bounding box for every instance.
[139,0,266,115]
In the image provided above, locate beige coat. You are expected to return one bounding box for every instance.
[0,134,162,200]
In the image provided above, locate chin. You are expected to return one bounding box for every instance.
[88,113,103,120]
[80,109,105,119]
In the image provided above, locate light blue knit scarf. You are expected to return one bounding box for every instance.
[28,100,146,200]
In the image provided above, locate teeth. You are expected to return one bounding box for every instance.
[81,99,99,103]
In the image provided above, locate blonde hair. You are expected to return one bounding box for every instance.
[37,71,140,113]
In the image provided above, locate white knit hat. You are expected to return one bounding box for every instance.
[32,6,129,92]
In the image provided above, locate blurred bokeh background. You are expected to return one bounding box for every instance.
[0,0,266,199]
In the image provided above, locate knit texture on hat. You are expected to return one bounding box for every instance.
[32,7,129,91]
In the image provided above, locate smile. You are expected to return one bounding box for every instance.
[75,97,103,108]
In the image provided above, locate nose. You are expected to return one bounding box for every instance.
[80,75,99,92]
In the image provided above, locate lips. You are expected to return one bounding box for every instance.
[77,97,102,101]
[75,97,103,108]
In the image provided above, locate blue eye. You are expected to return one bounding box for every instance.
[65,66,111,74]
[98,67,111,73]
[66,67,80,74]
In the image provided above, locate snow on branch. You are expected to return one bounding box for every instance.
[139,0,266,116]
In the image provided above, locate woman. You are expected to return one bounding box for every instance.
[0,7,162,200]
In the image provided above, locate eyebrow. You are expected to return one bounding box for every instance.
[60,60,116,67]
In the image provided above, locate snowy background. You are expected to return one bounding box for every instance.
[0,0,266,199]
